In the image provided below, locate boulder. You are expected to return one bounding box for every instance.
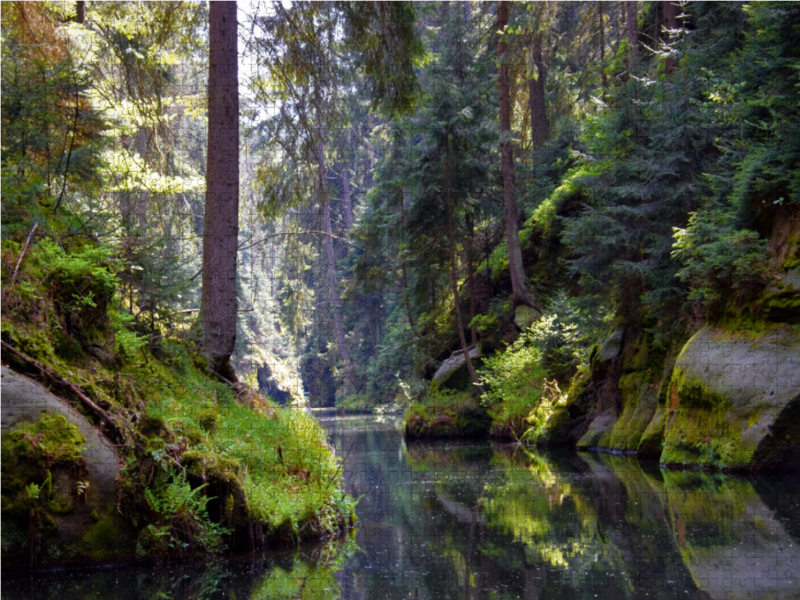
[660,324,800,470]
[1,367,134,565]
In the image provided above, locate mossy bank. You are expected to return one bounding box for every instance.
[0,240,355,569]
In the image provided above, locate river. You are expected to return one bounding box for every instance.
[4,414,800,599]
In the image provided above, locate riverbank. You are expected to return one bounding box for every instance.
[6,416,800,599]
[0,239,355,569]
[403,318,800,473]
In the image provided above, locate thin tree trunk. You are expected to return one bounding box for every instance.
[529,34,548,150]
[465,213,478,346]
[399,184,419,336]
[497,0,539,310]
[201,1,239,382]
[342,168,353,230]
[663,1,677,74]
[446,156,480,387]
[75,1,84,24]
[315,105,357,392]
[598,2,608,95]
[624,1,638,71]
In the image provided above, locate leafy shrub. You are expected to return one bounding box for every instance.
[479,335,548,439]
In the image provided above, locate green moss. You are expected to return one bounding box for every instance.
[81,513,131,561]
[638,406,667,456]
[672,367,729,410]
[46,494,74,515]
[660,406,754,469]
[198,410,221,434]
[762,290,800,324]
[404,391,490,439]
[534,406,572,445]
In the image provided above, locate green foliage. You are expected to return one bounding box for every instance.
[341,2,424,117]
[404,388,490,439]
[138,477,227,558]
[1,3,108,238]
[672,201,770,314]
[525,291,611,380]
[479,333,549,439]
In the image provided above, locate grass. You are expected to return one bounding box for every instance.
[0,238,355,563]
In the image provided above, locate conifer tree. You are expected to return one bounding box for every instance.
[201,1,240,382]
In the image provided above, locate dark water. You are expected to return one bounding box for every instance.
[5,415,800,599]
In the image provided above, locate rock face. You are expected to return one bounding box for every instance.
[563,321,800,471]
[1,367,134,566]
[660,324,800,470]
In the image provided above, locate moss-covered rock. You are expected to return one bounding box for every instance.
[1,368,135,567]
[637,405,668,456]
[534,406,573,445]
[404,391,491,439]
[576,410,617,450]
[660,324,800,470]
[603,370,659,451]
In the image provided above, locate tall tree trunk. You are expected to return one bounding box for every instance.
[75,1,85,24]
[201,1,239,382]
[315,104,357,393]
[497,0,539,310]
[598,2,608,95]
[446,153,480,387]
[624,1,638,71]
[663,1,677,74]
[465,213,478,346]
[528,33,548,150]
[342,168,353,230]
[399,182,419,336]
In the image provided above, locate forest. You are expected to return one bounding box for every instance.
[1,0,799,571]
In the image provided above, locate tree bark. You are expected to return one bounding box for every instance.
[663,1,677,74]
[446,154,480,387]
[342,168,353,230]
[465,213,478,346]
[598,2,608,95]
[624,1,638,71]
[497,1,539,310]
[75,1,85,24]
[529,34,549,150]
[201,1,240,382]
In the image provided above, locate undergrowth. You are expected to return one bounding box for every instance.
[0,238,355,564]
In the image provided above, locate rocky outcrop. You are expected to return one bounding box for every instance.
[565,321,800,471]
[660,324,800,470]
[1,367,135,567]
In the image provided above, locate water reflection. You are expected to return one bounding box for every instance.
[4,416,800,599]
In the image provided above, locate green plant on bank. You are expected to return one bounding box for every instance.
[525,291,611,380]
[1,234,356,563]
[137,477,227,558]
[672,200,771,316]
[521,379,568,443]
[479,336,548,439]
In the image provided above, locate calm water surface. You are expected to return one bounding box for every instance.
[5,414,800,599]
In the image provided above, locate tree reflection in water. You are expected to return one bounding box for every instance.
[4,417,800,600]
